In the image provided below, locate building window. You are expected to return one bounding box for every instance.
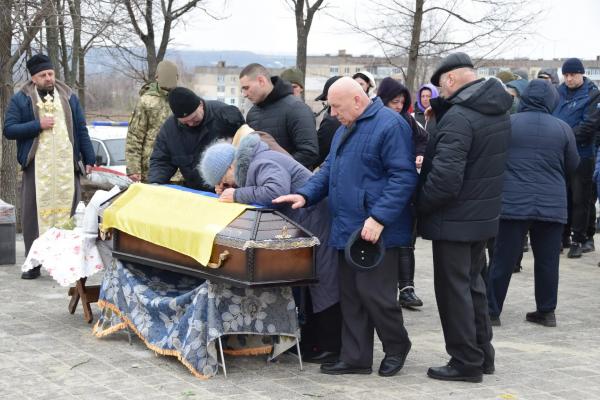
[230,87,236,95]
[230,76,237,83]
[229,98,236,105]
[217,97,225,102]
[217,75,225,83]
[217,85,225,93]
[330,65,339,74]
[344,66,350,74]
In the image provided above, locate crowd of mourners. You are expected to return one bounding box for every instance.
[5,51,600,383]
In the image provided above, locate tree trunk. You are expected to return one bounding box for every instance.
[0,0,17,207]
[406,0,424,94]
[78,48,85,109]
[45,8,61,80]
[68,0,81,87]
[296,25,307,100]
[58,2,71,86]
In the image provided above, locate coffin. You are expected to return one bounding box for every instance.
[102,185,319,287]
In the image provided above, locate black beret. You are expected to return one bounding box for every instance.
[168,87,202,118]
[430,52,474,87]
[26,54,54,76]
[344,227,386,271]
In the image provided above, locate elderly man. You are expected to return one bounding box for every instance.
[126,60,178,182]
[148,87,244,191]
[240,63,318,168]
[274,77,417,377]
[553,58,600,258]
[3,54,95,279]
[418,53,512,382]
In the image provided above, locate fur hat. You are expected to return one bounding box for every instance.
[26,54,54,76]
[199,142,236,187]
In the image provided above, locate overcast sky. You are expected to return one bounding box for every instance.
[171,0,600,60]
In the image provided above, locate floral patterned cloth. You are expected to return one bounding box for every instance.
[22,228,106,286]
[93,260,299,378]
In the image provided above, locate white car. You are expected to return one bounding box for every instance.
[88,122,128,175]
[86,122,131,189]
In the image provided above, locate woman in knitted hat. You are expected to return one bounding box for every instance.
[376,76,428,309]
[199,133,342,364]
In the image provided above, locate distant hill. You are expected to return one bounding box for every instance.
[85,48,297,74]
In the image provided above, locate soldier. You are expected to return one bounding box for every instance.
[126,60,179,182]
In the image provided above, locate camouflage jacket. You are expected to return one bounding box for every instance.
[126,82,172,180]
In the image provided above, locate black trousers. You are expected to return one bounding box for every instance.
[339,248,411,367]
[570,157,595,243]
[300,294,342,354]
[488,220,562,317]
[432,240,493,373]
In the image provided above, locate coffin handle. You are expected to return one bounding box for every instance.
[207,250,230,269]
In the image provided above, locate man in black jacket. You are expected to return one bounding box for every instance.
[240,63,318,169]
[418,53,513,383]
[148,87,244,191]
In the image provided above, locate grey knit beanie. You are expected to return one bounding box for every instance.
[199,142,236,187]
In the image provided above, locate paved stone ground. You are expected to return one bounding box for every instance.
[1,235,599,400]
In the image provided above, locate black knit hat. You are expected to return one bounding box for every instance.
[430,52,474,86]
[562,58,585,75]
[344,227,386,271]
[168,87,202,118]
[26,54,54,76]
[315,75,342,101]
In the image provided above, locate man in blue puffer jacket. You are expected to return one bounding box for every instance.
[274,77,417,377]
[3,54,94,279]
[488,79,579,328]
[553,58,600,258]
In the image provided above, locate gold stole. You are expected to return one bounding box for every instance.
[35,91,75,234]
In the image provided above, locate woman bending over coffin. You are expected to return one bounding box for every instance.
[199,133,341,364]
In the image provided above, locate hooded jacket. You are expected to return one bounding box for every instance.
[553,77,600,159]
[298,98,418,249]
[148,99,244,191]
[376,77,429,156]
[245,77,318,168]
[413,83,439,137]
[501,79,579,223]
[418,78,512,241]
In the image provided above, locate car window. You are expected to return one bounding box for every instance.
[91,139,101,155]
[103,138,126,166]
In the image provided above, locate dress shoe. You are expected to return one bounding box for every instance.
[398,287,423,308]
[427,364,482,383]
[21,266,41,280]
[489,315,501,327]
[378,342,411,377]
[320,360,372,375]
[303,350,339,364]
[526,310,556,327]
[582,238,595,253]
[567,242,583,258]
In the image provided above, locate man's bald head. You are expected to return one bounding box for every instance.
[328,77,371,126]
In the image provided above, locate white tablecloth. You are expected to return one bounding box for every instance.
[22,228,106,286]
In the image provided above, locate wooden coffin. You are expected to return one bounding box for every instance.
[111,208,318,288]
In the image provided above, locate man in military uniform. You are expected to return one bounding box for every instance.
[126,60,178,182]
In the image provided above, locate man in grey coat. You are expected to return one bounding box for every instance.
[240,63,318,169]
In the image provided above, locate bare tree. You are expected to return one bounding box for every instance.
[99,0,220,83]
[334,0,540,93]
[1,0,54,206]
[287,0,326,95]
